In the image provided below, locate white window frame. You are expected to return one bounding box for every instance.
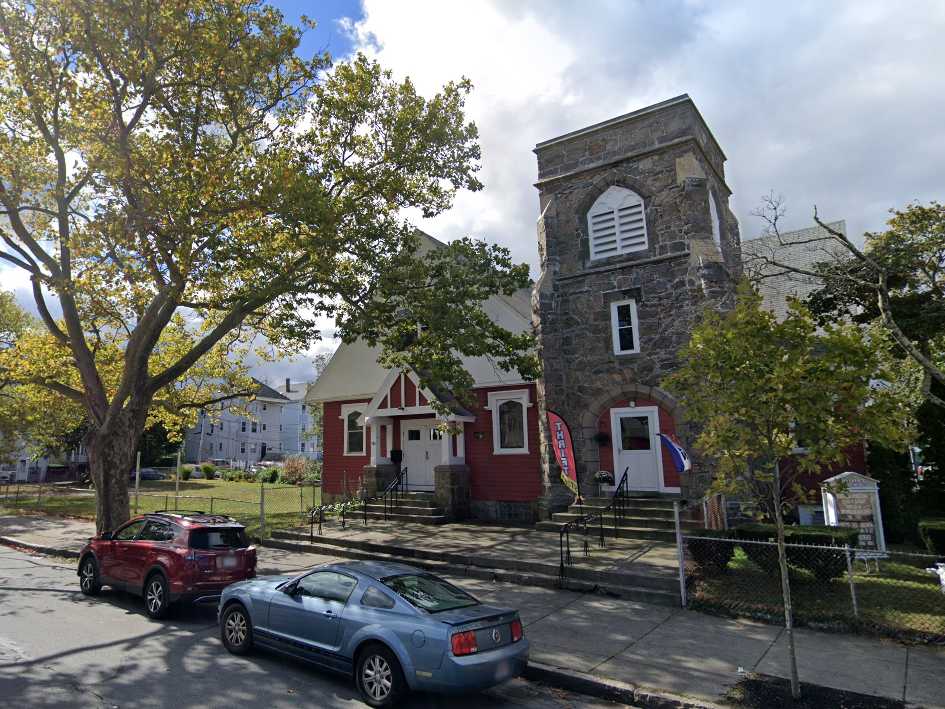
[610,299,641,355]
[340,403,366,456]
[587,186,648,261]
[486,389,531,455]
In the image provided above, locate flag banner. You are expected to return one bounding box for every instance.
[548,411,578,495]
[658,433,691,474]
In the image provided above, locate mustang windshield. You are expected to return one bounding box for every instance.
[382,574,479,613]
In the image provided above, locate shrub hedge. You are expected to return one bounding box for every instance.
[686,528,737,574]
[918,519,945,555]
[735,523,860,581]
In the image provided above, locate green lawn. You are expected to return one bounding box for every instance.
[0,479,321,539]
[690,547,945,642]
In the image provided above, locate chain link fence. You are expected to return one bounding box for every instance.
[681,531,945,642]
[0,479,322,539]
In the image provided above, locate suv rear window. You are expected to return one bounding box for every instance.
[382,574,479,613]
[188,527,249,549]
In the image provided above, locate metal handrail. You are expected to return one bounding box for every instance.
[381,466,408,521]
[558,467,630,581]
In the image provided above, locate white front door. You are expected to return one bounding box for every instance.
[610,407,662,492]
[401,420,440,491]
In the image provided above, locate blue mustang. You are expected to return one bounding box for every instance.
[217,560,529,707]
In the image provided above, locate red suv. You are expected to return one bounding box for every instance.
[77,512,257,619]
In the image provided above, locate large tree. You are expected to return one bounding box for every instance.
[750,196,945,407]
[0,1,537,531]
[664,283,914,699]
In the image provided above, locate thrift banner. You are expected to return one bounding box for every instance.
[548,411,578,495]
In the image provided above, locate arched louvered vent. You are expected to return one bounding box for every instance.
[587,186,648,260]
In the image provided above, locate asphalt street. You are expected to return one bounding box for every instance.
[0,547,629,709]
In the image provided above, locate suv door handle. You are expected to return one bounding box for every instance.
[323,610,335,618]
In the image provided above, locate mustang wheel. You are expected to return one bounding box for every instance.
[144,573,170,619]
[221,604,253,655]
[356,644,405,708]
[79,556,101,596]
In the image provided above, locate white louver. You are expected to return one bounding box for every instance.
[587,186,648,261]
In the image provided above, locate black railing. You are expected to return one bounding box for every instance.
[558,467,630,582]
[382,466,408,521]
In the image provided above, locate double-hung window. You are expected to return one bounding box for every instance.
[341,404,365,455]
[610,299,640,355]
[487,390,530,455]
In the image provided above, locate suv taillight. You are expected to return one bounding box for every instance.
[510,619,523,643]
[451,630,478,656]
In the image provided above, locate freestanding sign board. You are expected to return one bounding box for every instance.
[821,471,887,555]
[547,411,578,496]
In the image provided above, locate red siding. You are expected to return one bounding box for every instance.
[404,377,417,408]
[466,384,542,503]
[785,443,868,494]
[322,399,371,496]
[321,387,542,504]
[596,399,680,488]
[389,375,401,408]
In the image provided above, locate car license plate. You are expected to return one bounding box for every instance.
[219,555,238,570]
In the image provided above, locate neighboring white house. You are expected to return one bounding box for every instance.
[740,220,848,320]
[184,379,290,465]
[0,439,87,482]
[275,379,321,461]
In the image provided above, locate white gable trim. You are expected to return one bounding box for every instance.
[364,369,437,418]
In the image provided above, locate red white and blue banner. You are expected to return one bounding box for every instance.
[548,411,578,495]
[658,433,691,474]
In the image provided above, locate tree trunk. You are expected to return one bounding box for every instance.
[773,469,801,699]
[87,408,147,534]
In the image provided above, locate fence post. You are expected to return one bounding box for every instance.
[844,545,859,619]
[15,482,20,506]
[259,481,266,538]
[673,501,688,608]
[210,497,214,515]
[175,449,181,507]
[299,485,303,517]
[134,451,141,515]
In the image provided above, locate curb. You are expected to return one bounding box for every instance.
[524,661,722,709]
[0,535,80,559]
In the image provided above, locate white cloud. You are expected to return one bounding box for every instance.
[343,0,945,269]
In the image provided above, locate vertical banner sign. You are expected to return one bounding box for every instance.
[548,411,578,495]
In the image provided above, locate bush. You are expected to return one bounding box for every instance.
[282,456,307,484]
[200,463,216,476]
[687,529,737,574]
[735,523,860,581]
[302,460,322,483]
[180,465,193,481]
[918,519,945,555]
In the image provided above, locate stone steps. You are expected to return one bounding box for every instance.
[266,530,680,607]
[363,502,443,515]
[535,520,678,543]
[361,511,450,524]
[550,512,688,531]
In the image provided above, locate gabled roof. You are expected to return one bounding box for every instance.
[306,233,533,404]
[253,378,290,402]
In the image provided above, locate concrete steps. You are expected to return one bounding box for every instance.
[265,529,680,607]
[534,495,687,543]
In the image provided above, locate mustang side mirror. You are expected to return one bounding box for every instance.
[100,531,113,541]
[283,582,299,596]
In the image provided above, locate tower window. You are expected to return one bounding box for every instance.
[709,191,723,247]
[587,186,648,260]
[610,299,640,355]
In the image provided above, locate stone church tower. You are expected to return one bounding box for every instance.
[531,95,740,515]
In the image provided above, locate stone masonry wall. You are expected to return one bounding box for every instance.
[532,97,740,514]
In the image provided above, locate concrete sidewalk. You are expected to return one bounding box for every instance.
[1,513,942,707]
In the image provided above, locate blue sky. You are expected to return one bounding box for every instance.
[270,0,361,60]
[3,1,945,385]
